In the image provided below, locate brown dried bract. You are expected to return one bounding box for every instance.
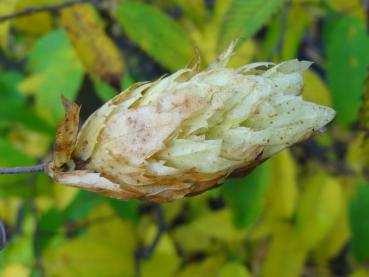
[54,96,80,168]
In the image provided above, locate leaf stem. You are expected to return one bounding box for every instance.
[0,163,47,175]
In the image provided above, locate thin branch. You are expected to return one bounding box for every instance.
[0,163,47,175]
[0,219,6,251]
[0,0,95,23]
[29,174,45,276]
[135,203,165,277]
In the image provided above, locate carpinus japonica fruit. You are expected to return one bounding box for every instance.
[46,42,335,202]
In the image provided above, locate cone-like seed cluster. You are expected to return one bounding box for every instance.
[47,43,335,202]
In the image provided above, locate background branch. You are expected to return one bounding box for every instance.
[0,0,95,23]
[0,219,6,251]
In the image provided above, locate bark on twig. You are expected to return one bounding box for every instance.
[0,163,47,175]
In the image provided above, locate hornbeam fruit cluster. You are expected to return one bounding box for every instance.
[47,42,335,202]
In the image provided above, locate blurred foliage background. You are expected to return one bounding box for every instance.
[0,0,369,276]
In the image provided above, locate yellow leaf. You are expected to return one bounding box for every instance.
[177,255,227,277]
[282,4,310,60]
[296,171,342,250]
[219,262,252,277]
[350,267,369,277]
[228,40,255,67]
[3,263,30,277]
[327,0,367,20]
[0,0,18,49]
[0,198,21,225]
[44,215,136,277]
[314,180,350,262]
[303,70,332,107]
[251,150,297,240]
[8,126,50,156]
[61,4,124,85]
[12,0,55,36]
[173,209,246,253]
[18,74,44,96]
[268,150,298,219]
[261,224,307,277]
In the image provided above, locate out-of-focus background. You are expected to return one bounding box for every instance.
[0,0,369,276]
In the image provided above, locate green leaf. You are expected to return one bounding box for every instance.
[115,2,194,71]
[0,71,25,105]
[108,198,139,224]
[219,0,287,50]
[221,162,270,229]
[0,71,53,134]
[349,183,369,263]
[93,79,117,102]
[324,16,369,127]
[120,72,134,90]
[28,29,84,126]
[64,190,103,221]
[0,136,34,187]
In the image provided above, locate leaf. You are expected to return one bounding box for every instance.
[108,198,138,224]
[222,162,270,229]
[0,70,25,105]
[2,263,30,277]
[63,190,103,221]
[173,209,246,253]
[0,71,53,134]
[303,70,332,107]
[43,211,136,276]
[281,4,309,60]
[61,4,124,86]
[324,16,369,127]
[219,262,252,277]
[116,2,194,71]
[0,137,34,186]
[327,0,367,19]
[0,0,19,49]
[93,79,117,102]
[349,183,369,263]
[218,0,288,50]
[12,0,55,36]
[249,151,297,240]
[0,215,35,272]
[176,0,206,26]
[141,225,181,277]
[177,255,227,277]
[314,184,350,262]
[295,171,342,250]
[261,224,307,277]
[267,150,297,219]
[27,29,84,126]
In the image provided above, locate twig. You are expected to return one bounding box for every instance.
[0,219,6,251]
[0,163,47,175]
[135,203,165,277]
[0,0,94,23]
[29,174,45,276]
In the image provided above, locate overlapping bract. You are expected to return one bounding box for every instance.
[47,43,335,202]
